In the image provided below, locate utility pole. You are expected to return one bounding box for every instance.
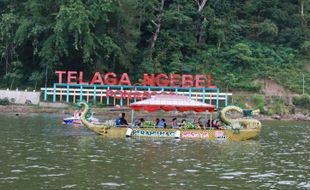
[302,73,305,95]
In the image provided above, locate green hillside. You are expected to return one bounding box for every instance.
[0,0,309,93]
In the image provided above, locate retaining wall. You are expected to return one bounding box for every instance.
[0,89,41,104]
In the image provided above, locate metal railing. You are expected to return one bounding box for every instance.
[41,83,232,108]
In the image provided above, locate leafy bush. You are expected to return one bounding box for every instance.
[183,122,197,129]
[293,95,310,110]
[141,121,155,128]
[301,41,310,55]
[256,19,278,41]
[0,98,10,105]
[252,94,265,112]
[275,96,287,105]
[268,96,289,116]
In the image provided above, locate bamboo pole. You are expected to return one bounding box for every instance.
[86,91,89,103]
[73,89,76,103]
[60,90,62,101]
[100,90,103,104]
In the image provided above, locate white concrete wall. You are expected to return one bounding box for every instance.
[0,89,41,104]
[39,102,69,108]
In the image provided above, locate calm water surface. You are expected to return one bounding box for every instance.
[0,113,309,190]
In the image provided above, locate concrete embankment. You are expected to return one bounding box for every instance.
[0,89,40,104]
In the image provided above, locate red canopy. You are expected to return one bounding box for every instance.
[129,95,215,112]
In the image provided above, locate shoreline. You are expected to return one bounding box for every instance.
[1,104,310,121]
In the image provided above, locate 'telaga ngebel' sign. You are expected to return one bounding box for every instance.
[55,71,217,88]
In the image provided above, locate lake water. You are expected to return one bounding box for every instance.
[0,113,309,190]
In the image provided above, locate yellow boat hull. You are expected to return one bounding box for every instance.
[86,126,260,141]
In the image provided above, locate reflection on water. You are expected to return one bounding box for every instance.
[0,114,309,189]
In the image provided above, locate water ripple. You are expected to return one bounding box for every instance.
[61,184,77,189]
[39,173,65,177]
[100,182,126,187]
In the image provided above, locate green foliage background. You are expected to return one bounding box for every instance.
[0,0,309,93]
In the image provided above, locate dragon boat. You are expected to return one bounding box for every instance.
[63,115,99,125]
[63,109,99,124]
[78,95,262,141]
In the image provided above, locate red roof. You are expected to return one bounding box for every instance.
[129,95,215,112]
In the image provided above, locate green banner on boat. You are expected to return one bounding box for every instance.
[132,129,175,137]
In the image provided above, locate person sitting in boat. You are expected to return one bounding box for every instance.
[115,112,128,127]
[73,110,80,118]
[155,118,160,126]
[206,119,211,128]
[193,117,204,129]
[157,118,166,128]
[197,117,204,129]
[134,118,145,127]
[172,117,179,129]
[179,119,186,128]
[212,120,224,130]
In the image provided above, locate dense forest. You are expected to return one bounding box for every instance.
[0,0,309,94]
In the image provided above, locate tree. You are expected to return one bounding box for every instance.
[150,0,165,61]
[227,43,255,69]
[4,61,23,89]
[29,71,43,90]
[0,13,19,75]
[256,19,278,41]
